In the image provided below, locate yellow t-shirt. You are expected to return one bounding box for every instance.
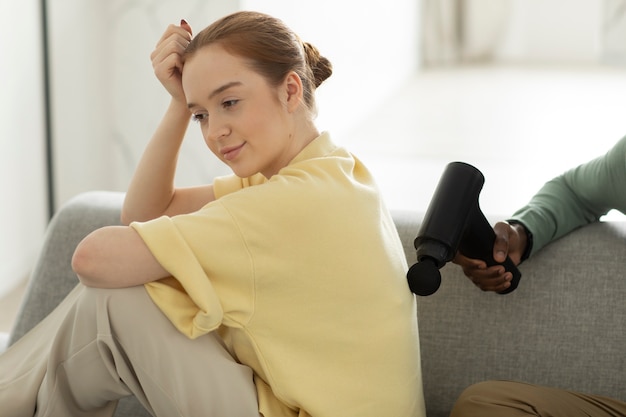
[131,132,425,417]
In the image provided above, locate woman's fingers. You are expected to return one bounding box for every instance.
[150,24,193,100]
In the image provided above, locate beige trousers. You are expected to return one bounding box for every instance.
[0,284,259,417]
[450,380,626,417]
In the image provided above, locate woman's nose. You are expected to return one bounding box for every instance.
[206,119,229,142]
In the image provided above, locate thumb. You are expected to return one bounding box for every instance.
[492,222,510,263]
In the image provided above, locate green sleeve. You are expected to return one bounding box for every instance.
[510,135,626,256]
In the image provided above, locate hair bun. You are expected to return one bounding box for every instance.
[303,42,333,88]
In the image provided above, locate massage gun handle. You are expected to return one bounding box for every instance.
[458,211,521,294]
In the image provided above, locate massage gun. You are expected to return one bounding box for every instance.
[406,162,521,296]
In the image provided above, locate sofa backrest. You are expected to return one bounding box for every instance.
[393,210,626,417]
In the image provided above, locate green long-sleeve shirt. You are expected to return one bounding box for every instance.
[510,135,626,258]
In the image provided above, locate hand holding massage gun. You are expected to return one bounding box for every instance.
[406,162,521,296]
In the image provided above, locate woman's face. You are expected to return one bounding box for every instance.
[182,44,300,179]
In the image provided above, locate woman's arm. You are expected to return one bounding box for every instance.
[511,135,626,255]
[120,98,216,224]
[75,23,220,288]
[72,225,169,288]
[121,21,216,225]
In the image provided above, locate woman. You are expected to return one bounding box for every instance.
[1,11,424,416]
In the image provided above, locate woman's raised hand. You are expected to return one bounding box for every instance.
[150,20,193,103]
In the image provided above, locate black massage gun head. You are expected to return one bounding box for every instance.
[406,257,441,296]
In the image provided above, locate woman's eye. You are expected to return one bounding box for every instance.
[222,99,239,109]
[191,112,208,123]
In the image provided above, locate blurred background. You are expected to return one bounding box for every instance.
[2,0,626,308]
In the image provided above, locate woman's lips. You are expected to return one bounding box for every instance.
[222,143,245,161]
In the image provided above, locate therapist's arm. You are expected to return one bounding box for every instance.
[512,135,626,256]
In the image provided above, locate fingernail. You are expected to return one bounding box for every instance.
[181,19,188,26]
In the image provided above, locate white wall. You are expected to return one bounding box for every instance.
[495,0,603,63]
[48,0,420,209]
[0,0,48,296]
[604,0,626,65]
[462,0,626,65]
[48,0,241,209]
[241,0,420,147]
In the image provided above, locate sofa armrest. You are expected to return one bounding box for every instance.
[8,191,125,345]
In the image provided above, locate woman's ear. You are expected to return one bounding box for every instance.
[283,71,304,113]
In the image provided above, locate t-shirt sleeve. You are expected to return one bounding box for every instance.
[130,204,254,339]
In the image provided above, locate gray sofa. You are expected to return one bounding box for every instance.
[7,191,626,417]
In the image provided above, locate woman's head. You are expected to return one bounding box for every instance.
[184,11,332,115]
[181,12,333,179]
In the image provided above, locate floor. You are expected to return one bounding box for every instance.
[1,63,625,335]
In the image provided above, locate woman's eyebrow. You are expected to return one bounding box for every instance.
[188,81,243,109]
[209,81,243,99]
